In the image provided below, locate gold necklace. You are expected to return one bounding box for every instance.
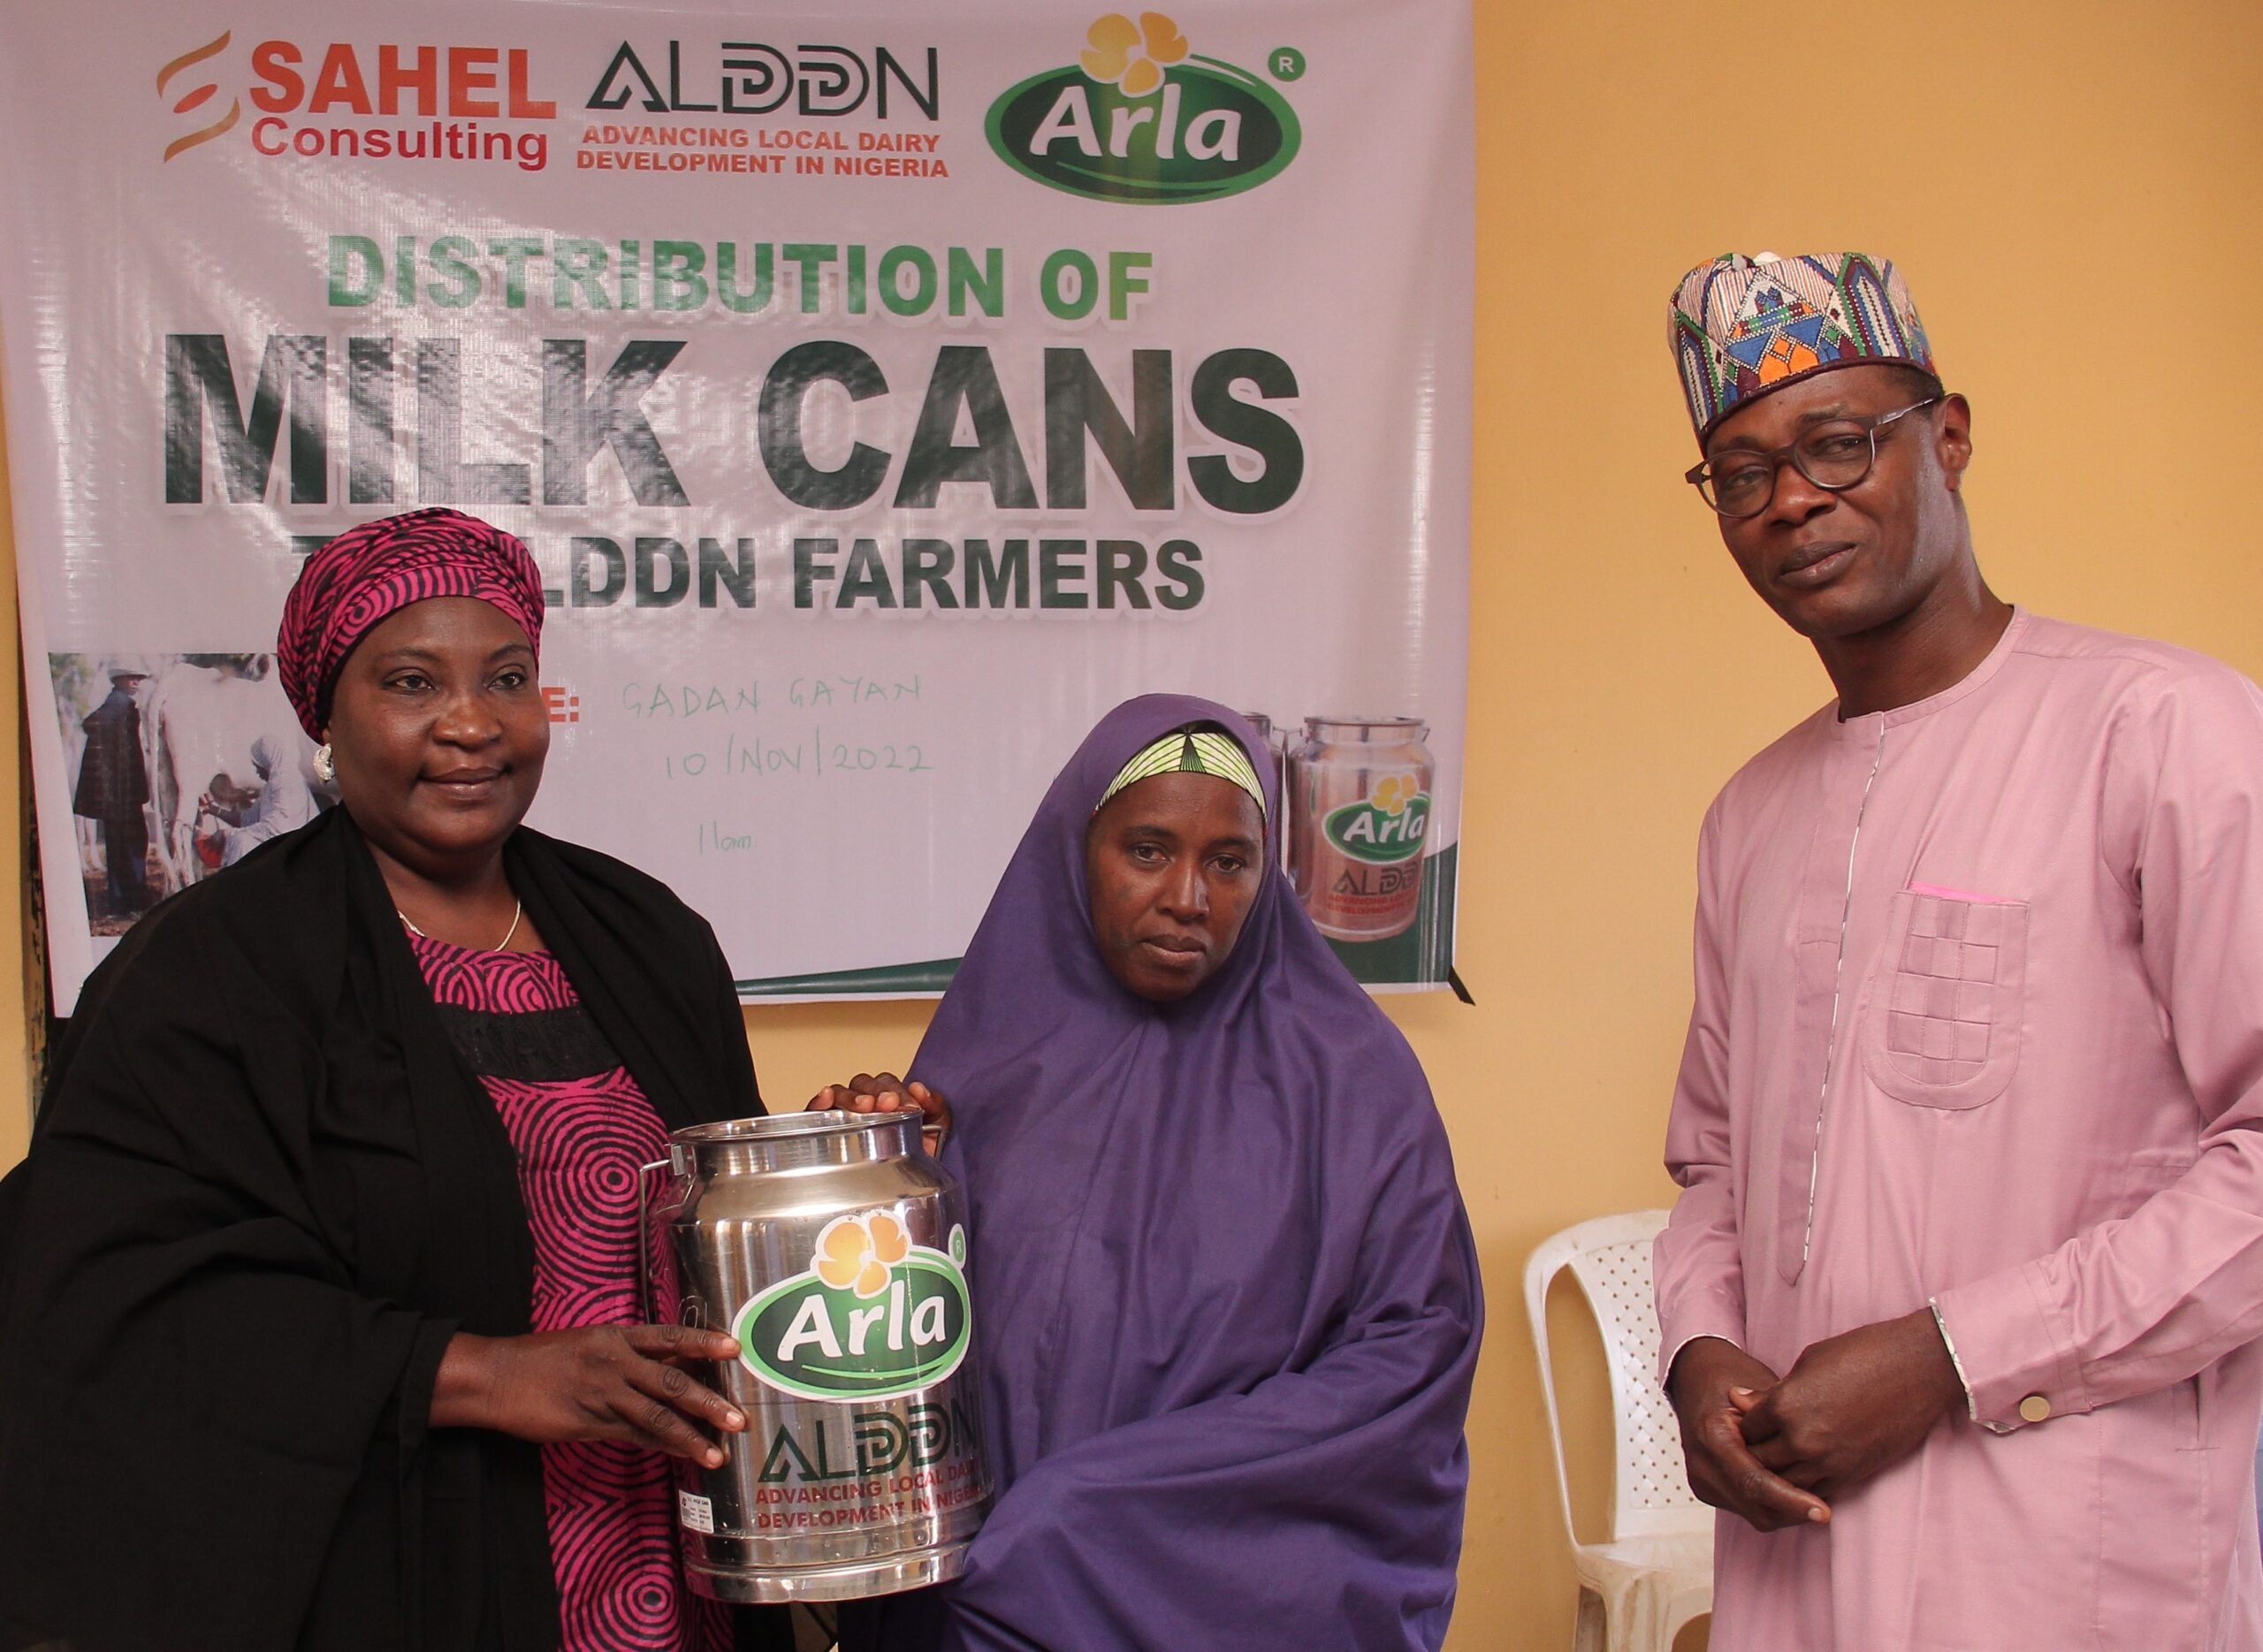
[398,901,523,952]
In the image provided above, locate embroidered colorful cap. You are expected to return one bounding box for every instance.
[1670,252,1937,444]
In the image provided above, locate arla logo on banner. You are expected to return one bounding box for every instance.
[1324,777,1430,864]
[986,12,1300,204]
[735,1212,972,1403]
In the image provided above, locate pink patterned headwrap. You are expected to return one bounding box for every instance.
[276,508,546,740]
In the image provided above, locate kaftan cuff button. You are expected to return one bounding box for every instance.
[2018,1394,2052,1424]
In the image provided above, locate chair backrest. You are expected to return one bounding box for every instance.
[1522,1209,1711,1546]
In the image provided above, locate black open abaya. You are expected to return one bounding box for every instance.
[0,808,787,1652]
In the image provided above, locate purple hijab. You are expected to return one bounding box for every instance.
[845,695,1481,1650]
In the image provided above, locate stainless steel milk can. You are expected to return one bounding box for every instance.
[642,1109,992,1602]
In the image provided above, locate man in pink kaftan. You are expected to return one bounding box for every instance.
[1654,252,2263,1650]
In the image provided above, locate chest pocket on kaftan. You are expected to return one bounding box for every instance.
[1862,889,2029,1109]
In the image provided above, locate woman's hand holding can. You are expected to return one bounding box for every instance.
[431,1324,748,1468]
[806,1072,953,1155]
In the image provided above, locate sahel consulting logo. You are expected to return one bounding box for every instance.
[985,11,1300,204]
[158,32,241,162]
[734,1212,973,1404]
[153,35,558,171]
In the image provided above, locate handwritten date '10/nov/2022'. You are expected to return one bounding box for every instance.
[682,730,937,853]
[621,673,937,849]
[665,728,937,788]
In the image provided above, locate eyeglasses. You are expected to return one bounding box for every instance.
[1686,396,1942,518]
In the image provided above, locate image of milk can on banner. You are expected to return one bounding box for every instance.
[641,1111,992,1603]
[1237,711,1292,868]
[1288,716,1436,941]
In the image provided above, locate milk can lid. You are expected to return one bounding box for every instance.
[671,1109,918,1145]
[1300,714,1429,741]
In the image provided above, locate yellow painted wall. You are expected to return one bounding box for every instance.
[4,1,2260,1645]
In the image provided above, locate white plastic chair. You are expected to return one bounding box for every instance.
[1524,1211,1713,1652]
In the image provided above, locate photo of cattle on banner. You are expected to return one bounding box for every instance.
[50,652,328,937]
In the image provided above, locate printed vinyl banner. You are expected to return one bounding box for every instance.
[0,0,1472,1013]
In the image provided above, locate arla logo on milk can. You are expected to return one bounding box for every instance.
[1322,776,1431,865]
[985,12,1301,204]
[735,1211,973,1404]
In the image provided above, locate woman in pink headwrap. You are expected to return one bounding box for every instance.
[0,511,790,1652]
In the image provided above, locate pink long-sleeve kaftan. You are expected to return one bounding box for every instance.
[1656,610,2263,1650]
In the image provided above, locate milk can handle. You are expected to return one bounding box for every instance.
[635,1157,671,1325]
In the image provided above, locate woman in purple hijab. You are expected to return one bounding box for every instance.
[833,694,1481,1650]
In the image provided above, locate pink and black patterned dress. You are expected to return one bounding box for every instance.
[411,931,733,1652]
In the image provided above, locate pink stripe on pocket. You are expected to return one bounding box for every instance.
[1906,882,2015,904]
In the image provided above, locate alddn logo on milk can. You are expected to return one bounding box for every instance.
[1323,776,1430,865]
[735,1211,971,1403]
[986,12,1300,203]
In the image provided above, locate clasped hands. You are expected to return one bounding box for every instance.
[1666,1309,1966,1531]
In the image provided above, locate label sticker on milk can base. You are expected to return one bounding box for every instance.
[735,1210,973,1404]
